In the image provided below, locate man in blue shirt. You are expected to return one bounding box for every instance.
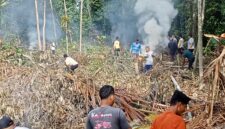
[130,39,141,59]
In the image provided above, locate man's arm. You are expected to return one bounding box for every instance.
[113,41,116,50]
[86,116,93,129]
[130,43,133,53]
[118,109,132,129]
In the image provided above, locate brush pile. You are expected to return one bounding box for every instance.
[0,45,224,129]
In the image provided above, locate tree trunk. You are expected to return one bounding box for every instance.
[35,0,42,50]
[193,0,198,69]
[42,0,46,51]
[79,0,83,53]
[63,0,69,54]
[198,0,205,90]
[49,0,57,42]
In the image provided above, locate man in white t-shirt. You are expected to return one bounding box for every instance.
[50,42,56,54]
[64,54,78,72]
[187,35,195,53]
[144,46,154,72]
[0,116,29,129]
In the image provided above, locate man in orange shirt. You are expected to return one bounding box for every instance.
[151,90,191,129]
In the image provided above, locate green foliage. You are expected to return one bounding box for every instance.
[96,35,106,45]
[171,0,194,37]
[172,0,225,37]
[204,0,225,35]
[1,42,11,50]
[203,38,217,55]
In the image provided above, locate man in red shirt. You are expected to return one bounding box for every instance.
[151,90,191,129]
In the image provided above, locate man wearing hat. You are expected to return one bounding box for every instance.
[0,116,29,129]
[151,90,191,129]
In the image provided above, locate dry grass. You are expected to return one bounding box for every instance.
[0,45,224,129]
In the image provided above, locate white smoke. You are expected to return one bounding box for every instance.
[134,0,178,50]
[105,0,177,51]
[1,0,62,49]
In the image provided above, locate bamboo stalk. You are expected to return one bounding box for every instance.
[63,0,69,55]
[79,0,83,53]
[35,0,42,50]
[49,0,57,42]
[42,0,46,51]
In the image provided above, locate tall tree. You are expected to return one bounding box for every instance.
[198,0,205,89]
[35,0,42,50]
[42,0,46,51]
[79,0,83,53]
[63,0,69,54]
[49,0,57,43]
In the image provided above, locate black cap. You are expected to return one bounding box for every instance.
[170,90,191,105]
[0,116,14,129]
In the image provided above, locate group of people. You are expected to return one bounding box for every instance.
[168,35,195,69]
[113,37,154,73]
[86,85,191,129]
[0,85,191,129]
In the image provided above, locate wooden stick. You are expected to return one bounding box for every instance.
[170,75,181,91]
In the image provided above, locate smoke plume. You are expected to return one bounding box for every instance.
[105,0,177,51]
[1,0,62,49]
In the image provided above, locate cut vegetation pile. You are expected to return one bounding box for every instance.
[0,45,224,129]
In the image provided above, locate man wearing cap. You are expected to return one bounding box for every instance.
[151,90,191,129]
[0,116,29,129]
[63,54,78,72]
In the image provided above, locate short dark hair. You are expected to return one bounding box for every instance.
[63,54,68,58]
[116,36,119,40]
[170,90,191,105]
[0,116,14,129]
[99,85,115,100]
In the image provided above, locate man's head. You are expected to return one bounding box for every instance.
[116,37,119,40]
[99,85,115,106]
[136,39,139,43]
[0,116,15,129]
[170,90,191,115]
[145,46,150,52]
[179,34,183,38]
[63,54,68,58]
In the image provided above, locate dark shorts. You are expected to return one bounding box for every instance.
[145,64,152,72]
[115,48,120,51]
[114,48,120,56]
[52,50,55,54]
[70,64,78,71]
